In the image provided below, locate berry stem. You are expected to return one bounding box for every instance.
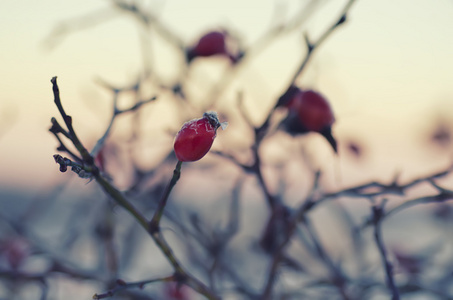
[150,160,183,230]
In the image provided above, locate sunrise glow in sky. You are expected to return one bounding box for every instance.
[1,0,453,189]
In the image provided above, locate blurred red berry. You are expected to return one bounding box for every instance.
[279,87,337,152]
[174,111,226,162]
[164,282,190,300]
[186,30,240,62]
[286,89,335,132]
[94,147,106,172]
[0,237,30,270]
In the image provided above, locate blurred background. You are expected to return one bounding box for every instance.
[1,0,453,299]
[1,0,452,188]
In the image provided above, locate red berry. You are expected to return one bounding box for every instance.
[174,112,225,162]
[286,89,335,132]
[280,87,337,152]
[187,31,237,62]
[195,31,226,56]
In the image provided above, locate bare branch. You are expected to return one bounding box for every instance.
[372,202,400,300]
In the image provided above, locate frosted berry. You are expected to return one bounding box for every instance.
[174,111,227,162]
[279,87,337,152]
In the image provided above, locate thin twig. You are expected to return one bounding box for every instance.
[111,0,184,50]
[302,217,349,299]
[252,145,277,208]
[260,174,319,299]
[288,0,356,84]
[372,203,400,300]
[362,189,453,228]
[149,160,183,230]
[51,77,93,164]
[93,275,174,299]
[94,173,149,230]
[326,165,452,199]
[91,90,157,157]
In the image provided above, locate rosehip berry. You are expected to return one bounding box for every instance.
[174,111,227,162]
[187,31,235,62]
[279,87,337,152]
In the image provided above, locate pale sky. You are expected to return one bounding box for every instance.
[1,0,453,189]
